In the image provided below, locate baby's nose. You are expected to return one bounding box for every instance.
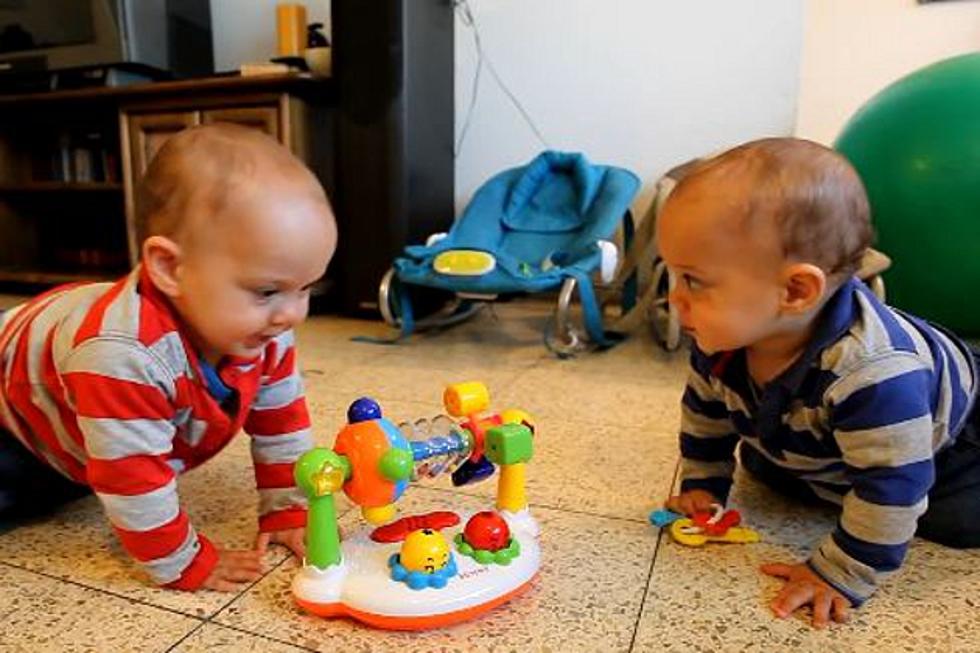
[272,296,308,327]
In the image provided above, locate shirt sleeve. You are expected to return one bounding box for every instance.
[678,353,740,503]
[810,353,935,606]
[62,338,217,590]
[243,331,313,532]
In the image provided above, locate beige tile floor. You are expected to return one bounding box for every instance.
[1,296,978,652]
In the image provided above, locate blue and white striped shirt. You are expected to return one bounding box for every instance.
[679,277,977,605]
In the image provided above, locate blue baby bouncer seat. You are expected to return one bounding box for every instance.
[378,151,641,354]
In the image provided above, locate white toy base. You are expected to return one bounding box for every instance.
[292,509,540,630]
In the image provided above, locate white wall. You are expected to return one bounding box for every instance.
[210,0,330,73]
[210,1,803,212]
[796,0,980,145]
[454,0,804,212]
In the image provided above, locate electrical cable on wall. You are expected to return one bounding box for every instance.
[453,0,551,157]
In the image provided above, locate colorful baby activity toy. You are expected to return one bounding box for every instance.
[650,504,760,546]
[292,382,540,630]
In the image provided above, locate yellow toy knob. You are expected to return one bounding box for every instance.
[311,464,345,496]
[362,504,396,525]
[500,408,534,430]
[443,382,490,417]
[400,528,451,573]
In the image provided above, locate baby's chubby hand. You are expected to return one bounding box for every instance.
[761,561,850,628]
[664,489,718,516]
[200,528,307,593]
[255,526,306,560]
[202,548,265,592]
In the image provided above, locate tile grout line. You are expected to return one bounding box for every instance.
[1,552,316,652]
[0,556,315,652]
[180,620,320,653]
[166,554,321,653]
[627,455,681,653]
[626,526,665,653]
[201,552,334,653]
[0,559,213,622]
[162,617,210,652]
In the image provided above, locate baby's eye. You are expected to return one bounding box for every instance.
[682,274,704,291]
[252,287,279,301]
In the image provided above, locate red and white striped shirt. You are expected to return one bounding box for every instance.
[0,266,312,589]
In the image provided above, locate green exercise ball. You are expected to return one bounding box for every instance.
[835,52,980,336]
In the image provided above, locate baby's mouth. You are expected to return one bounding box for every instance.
[245,335,273,348]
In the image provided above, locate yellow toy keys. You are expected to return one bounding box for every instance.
[668,518,761,546]
[651,504,761,547]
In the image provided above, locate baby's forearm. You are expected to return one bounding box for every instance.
[807,513,916,607]
[678,452,737,503]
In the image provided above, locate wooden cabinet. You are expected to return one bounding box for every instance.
[0,75,333,284]
[124,111,199,179]
[125,106,280,183]
[0,1,454,313]
[119,95,314,265]
[201,106,280,140]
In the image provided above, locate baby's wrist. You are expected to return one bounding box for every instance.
[258,506,307,532]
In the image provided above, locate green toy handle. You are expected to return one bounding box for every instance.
[295,448,350,570]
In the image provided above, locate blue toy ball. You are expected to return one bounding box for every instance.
[347,397,382,423]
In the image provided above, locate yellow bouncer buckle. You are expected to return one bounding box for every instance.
[432,250,497,276]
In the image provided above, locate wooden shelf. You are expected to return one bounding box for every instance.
[0,73,334,108]
[0,268,119,285]
[0,182,122,193]
[0,69,338,293]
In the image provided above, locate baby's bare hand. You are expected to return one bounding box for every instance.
[256,527,306,560]
[761,561,850,628]
[664,489,718,516]
[201,548,265,593]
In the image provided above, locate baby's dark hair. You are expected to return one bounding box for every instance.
[675,138,873,279]
[134,123,320,247]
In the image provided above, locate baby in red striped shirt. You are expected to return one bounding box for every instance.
[0,123,336,591]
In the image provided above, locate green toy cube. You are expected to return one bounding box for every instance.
[485,423,533,465]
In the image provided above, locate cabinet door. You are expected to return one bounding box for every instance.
[126,111,200,179]
[201,106,281,143]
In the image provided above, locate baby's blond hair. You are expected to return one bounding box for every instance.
[134,123,324,247]
[674,138,873,279]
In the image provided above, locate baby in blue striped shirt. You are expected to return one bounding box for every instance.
[657,138,979,628]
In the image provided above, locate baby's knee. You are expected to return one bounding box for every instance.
[917,504,980,549]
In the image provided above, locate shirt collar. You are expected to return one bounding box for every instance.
[197,356,234,402]
[136,264,180,335]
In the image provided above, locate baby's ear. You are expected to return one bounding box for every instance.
[142,235,183,298]
[780,262,826,315]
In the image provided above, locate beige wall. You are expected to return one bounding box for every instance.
[209,0,804,212]
[454,0,803,213]
[796,0,980,144]
[210,0,330,73]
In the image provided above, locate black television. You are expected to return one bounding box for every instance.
[0,0,214,82]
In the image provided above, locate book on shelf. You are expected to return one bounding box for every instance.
[42,129,118,185]
[53,132,72,182]
[73,147,93,183]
